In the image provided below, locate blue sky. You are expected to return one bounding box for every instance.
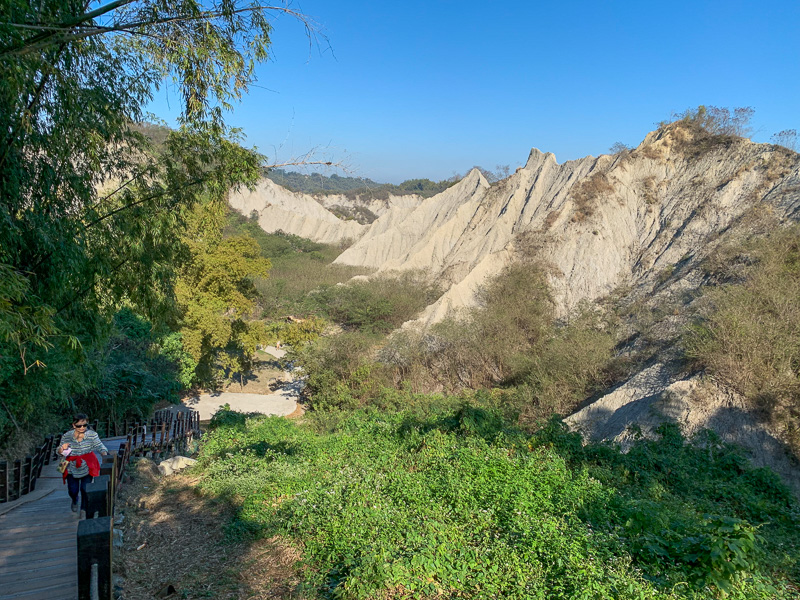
[149,1,799,184]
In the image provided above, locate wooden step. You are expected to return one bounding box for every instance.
[0,521,78,545]
[0,534,75,557]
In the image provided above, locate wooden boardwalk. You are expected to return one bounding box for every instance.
[0,438,127,600]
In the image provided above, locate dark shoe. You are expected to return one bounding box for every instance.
[71,500,79,512]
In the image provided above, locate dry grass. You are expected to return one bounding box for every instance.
[115,459,303,599]
[542,209,561,230]
[762,148,796,183]
[685,225,800,455]
[570,171,614,222]
[638,143,664,161]
[641,175,658,205]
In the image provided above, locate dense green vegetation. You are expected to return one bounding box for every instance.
[0,0,286,451]
[223,210,372,319]
[196,407,799,599]
[295,261,622,423]
[309,272,442,334]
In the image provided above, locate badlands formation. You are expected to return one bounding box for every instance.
[231,124,800,325]
[230,124,800,489]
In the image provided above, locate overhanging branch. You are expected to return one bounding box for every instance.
[0,5,314,58]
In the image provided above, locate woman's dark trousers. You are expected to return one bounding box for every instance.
[66,474,93,511]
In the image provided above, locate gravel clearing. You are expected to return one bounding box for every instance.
[181,346,300,420]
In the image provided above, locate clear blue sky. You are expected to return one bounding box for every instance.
[148,0,800,184]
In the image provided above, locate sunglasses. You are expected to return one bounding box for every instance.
[74,424,88,428]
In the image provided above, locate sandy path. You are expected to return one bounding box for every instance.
[181,346,301,421]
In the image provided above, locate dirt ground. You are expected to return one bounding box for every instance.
[114,459,305,600]
[221,352,288,395]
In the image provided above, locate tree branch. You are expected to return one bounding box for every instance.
[0,0,135,56]
[56,256,131,315]
[83,177,207,230]
[1,5,315,58]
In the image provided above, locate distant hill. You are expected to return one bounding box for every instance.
[265,168,457,199]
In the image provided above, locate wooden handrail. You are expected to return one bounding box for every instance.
[0,433,57,503]
[77,408,201,600]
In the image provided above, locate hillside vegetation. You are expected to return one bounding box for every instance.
[223,210,373,319]
[295,261,624,422]
[194,407,799,599]
[265,164,513,200]
[685,224,800,453]
[162,106,800,598]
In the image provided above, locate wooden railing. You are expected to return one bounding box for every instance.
[77,409,201,600]
[0,434,56,503]
[1,410,202,506]
[82,410,200,441]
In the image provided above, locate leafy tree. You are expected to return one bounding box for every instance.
[175,205,271,385]
[0,0,297,440]
[159,332,198,389]
[74,309,184,425]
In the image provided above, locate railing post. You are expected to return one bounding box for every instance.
[52,435,61,462]
[43,435,54,466]
[23,455,34,494]
[100,454,117,511]
[117,443,127,487]
[77,516,113,600]
[11,459,21,501]
[0,461,7,503]
[85,475,110,519]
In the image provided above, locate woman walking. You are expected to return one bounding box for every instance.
[56,413,108,515]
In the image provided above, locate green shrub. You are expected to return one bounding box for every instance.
[311,271,442,333]
[195,409,800,599]
[685,225,800,451]
[294,330,390,411]
[375,264,622,422]
[208,403,249,430]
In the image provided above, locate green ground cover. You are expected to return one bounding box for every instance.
[195,406,799,599]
